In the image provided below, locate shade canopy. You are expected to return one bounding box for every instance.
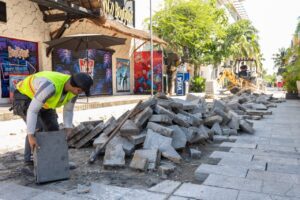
[45,34,127,52]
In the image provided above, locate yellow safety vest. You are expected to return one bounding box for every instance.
[16,71,76,109]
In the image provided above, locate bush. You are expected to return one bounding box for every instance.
[283,58,300,93]
[190,76,206,92]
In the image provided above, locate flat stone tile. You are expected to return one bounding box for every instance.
[66,182,131,199]
[237,191,293,200]
[34,131,70,183]
[30,191,87,200]
[235,137,270,145]
[174,183,239,200]
[203,174,262,192]
[232,147,300,159]
[169,196,189,200]
[247,169,300,184]
[148,180,182,194]
[286,184,300,198]
[218,158,266,170]
[220,142,257,149]
[268,163,300,175]
[120,189,167,200]
[0,182,43,200]
[253,155,299,166]
[257,144,297,153]
[262,181,294,196]
[195,164,248,179]
[210,151,253,162]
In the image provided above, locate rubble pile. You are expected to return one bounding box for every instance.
[67,91,284,172]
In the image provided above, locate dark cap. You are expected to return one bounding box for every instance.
[70,73,93,96]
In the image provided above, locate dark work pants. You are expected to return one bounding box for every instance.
[12,90,59,162]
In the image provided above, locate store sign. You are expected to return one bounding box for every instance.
[8,46,30,59]
[102,0,134,26]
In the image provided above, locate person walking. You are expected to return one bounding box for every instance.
[11,71,93,165]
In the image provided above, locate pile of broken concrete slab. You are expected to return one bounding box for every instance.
[67,91,284,172]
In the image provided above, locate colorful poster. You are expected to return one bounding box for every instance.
[134,51,162,94]
[116,58,130,92]
[52,49,113,96]
[0,37,38,98]
[9,74,28,101]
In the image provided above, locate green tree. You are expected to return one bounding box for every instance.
[223,19,262,71]
[151,0,228,72]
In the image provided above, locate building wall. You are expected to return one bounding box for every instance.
[52,19,135,94]
[0,0,51,103]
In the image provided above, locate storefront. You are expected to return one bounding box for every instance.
[0,0,166,103]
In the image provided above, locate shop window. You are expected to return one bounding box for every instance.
[0,1,6,23]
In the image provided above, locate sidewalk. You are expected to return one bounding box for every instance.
[1,99,299,199]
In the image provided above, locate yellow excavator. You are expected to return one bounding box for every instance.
[218,68,257,94]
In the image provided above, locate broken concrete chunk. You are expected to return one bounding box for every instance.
[126,131,147,145]
[168,125,187,149]
[211,122,223,135]
[103,143,125,167]
[149,114,173,125]
[239,119,255,134]
[130,149,160,170]
[147,122,174,137]
[143,129,181,163]
[173,114,190,127]
[68,123,85,140]
[120,120,140,136]
[158,164,176,177]
[137,98,157,111]
[189,148,202,159]
[204,115,223,127]
[227,110,240,130]
[109,135,135,155]
[130,153,148,171]
[222,128,238,136]
[154,105,175,119]
[134,107,153,128]
[213,108,231,124]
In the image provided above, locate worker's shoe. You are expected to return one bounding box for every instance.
[24,160,34,166]
[21,166,34,177]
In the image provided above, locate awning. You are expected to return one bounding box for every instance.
[91,19,167,45]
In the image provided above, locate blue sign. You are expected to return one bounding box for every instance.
[176,73,184,95]
[184,73,190,81]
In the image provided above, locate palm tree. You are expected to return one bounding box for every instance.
[272,48,288,74]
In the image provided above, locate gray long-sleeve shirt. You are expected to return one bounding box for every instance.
[26,77,77,135]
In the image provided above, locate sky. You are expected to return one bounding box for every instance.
[135,0,300,74]
[243,0,300,74]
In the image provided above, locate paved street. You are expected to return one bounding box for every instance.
[1,94,300,199]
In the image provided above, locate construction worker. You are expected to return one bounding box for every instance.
[11,71,93,165]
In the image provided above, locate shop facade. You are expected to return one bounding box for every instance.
[0,0,166,104]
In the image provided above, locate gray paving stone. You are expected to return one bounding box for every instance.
[267,163,300,175]
[257,145,297,153]
[218,158,266,170]
[120,120,140,136]
[30,191,86,200]
[211,122,223,135]
[66,182,131,199]
[120,188,167,200]
[203,174,262,192]
[169,196,189,200]
[103,143,125,167]
[286,184,300,198]
[147,122,174,137]
[134,107,153,128]
[174,183,239,200]
[195,164,248,180]
[246,169,300,184]
[149,114,173,125]
[169,125,187,149]
[237,191,292,200]
[34,131,70,183]
[220,142,257,149]
[148,180,181,194]
[253,155,299,166]
[262,181,294,196]
[130,149,160,170]
[210,151,253,162]
[0,182,43,200]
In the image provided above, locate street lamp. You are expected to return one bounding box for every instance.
[150,0,154,96]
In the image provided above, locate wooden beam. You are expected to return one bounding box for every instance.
[43,13,83,22]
